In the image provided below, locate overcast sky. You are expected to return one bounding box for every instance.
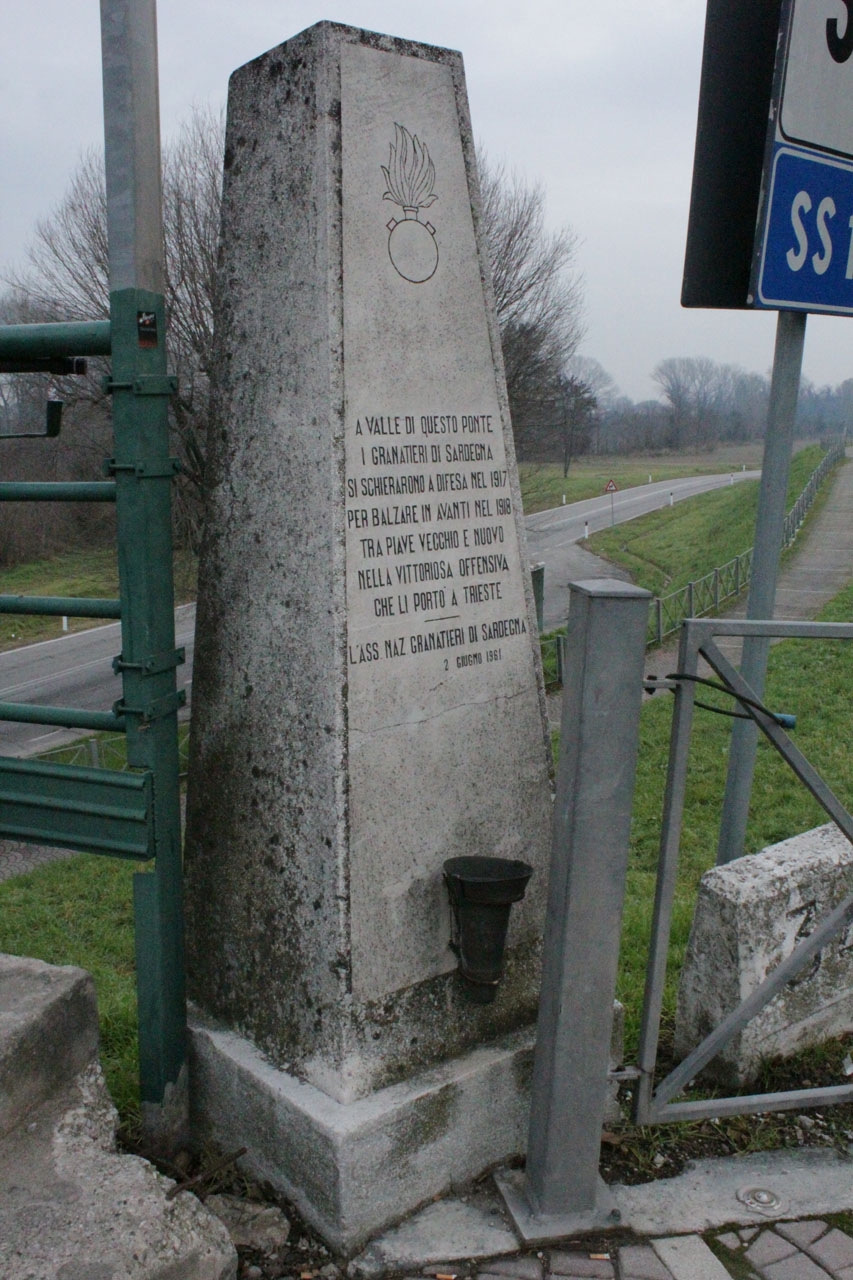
[3,1,852,402]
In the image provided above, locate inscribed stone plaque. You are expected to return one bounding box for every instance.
[341,44,545,999]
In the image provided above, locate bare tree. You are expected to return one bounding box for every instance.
[478,155,585,455]
[6,106,224,549]
[6,116,584,550]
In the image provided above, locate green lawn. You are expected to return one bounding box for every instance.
[620,578,853,1053]
[0,854,141,1124]
[586,444,827,598]
[0,546,197,651]
[519,443,766,515]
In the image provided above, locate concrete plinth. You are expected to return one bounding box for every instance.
[675,823,853,1083]
[189,1013,535,1252]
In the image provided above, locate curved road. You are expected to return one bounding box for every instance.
[526,470,758,628]
[0,471,758,756]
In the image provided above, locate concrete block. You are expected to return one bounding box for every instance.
[0,952,98,1137]
[549,1254,613,1276]
[650,1236,732,1280]
[0,1063,237,1279]
[616,1244,674,1279]
[349,1200,519,1277]
[743,1230,797,1265]
[191,1012,533,1253]
[675,824,853,1084]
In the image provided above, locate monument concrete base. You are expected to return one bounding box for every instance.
[189,1011,535,1253]
[189,1002,625,1252]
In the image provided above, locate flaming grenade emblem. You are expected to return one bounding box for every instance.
[382,124,439,283]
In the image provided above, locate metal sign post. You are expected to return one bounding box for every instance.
[683,0,853,863]
[99,0,186,1140]
[717,310,806,863]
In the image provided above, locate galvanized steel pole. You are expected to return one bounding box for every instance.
[100,0,186,1140]
[716,310,807,865]
[100,0,165,294]
[497,579,650,1241]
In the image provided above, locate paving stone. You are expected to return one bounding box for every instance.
[479,1272,541,1280]
[616,1243,674,1278]
[739,1228,759,1242]
[716,1232,742,1252]
[479,1257,543,1279]
[744,1231,798,1266]
[776,1221,829,1248]
[807,1228,853,1272]
[835,1266,853,1280]
[548,1255,613,1278]
[651,1236,732,1280]
[760,1255,832,1280]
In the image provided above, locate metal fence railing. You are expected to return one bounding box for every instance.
[539,440,846,686]
[649,439,845,645]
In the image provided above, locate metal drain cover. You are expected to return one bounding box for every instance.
[737,1186,783,1215]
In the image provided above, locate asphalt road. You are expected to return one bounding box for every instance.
[0,603,196,757]
[526,470,759,629]
[0,471,758,755]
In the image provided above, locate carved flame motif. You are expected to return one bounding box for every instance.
[382,124,438,211]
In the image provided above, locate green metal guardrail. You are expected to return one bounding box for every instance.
[0,0,188,1138]
[0,297,186,1112]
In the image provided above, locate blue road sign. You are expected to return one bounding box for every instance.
[754,144,853,313]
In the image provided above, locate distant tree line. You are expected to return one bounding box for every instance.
[0,110,590,562]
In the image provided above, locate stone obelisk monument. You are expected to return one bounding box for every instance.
[184,22,552,1249]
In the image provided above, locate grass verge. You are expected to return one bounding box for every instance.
[586,443,826,597]
[0,853,142,1126]
[519,444,766,515]
[0,545,197,651]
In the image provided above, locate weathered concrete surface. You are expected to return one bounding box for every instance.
[0,953,98,1137]
[190,1014,536,1253]
[184,19,552,1113]
[675,824,853,1084]
[614,1146,853,1236]
[189,1000,623,1252]
[349,1199,520,1278]
[0,1063,237,1280]
[0,954,237,1280]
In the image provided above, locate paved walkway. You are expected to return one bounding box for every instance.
[645,451,853,684]
[454,1222,853,1278]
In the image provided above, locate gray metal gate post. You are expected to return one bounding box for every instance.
[497,579,650,1241]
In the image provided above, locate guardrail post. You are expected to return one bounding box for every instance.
[530,562,545,632]
[496,579,651,1241]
